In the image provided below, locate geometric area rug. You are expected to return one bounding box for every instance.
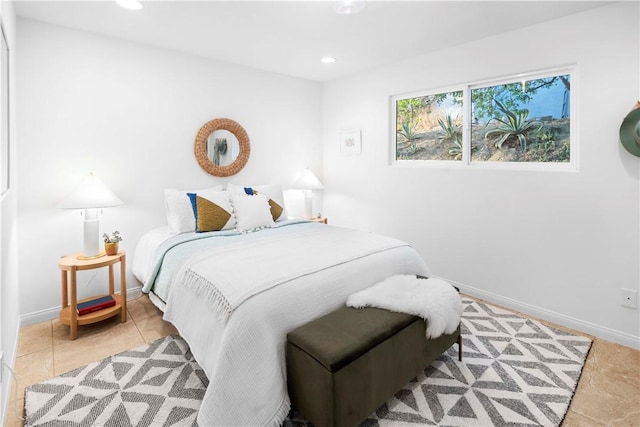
[24,335,208,427]
[25,297,592,427]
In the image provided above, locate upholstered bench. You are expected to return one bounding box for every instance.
[286,305,462,427]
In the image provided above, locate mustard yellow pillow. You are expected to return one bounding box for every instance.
[187,190,235,232]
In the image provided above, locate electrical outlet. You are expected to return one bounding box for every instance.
[621,288,638,309]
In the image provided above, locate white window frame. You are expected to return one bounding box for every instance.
[389,65,578,172]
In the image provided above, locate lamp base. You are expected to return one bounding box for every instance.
[303,190,313,219]
[80,208,103,259]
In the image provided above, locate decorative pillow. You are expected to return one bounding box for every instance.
[187,190,235,233]
[230,193,274,233]
[164,185,223,233]
[227,183,288,222]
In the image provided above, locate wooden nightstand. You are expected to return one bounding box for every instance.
[58,251,127,340]
[309,217,327,224]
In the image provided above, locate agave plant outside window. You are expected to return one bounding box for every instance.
[485,99,543,151]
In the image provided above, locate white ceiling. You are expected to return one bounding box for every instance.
[14,0,612,82]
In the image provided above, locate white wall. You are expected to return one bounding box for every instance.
[17,20,322,320]
[0,1,18,423]
[12,2,640,356]
[322,2,640,348]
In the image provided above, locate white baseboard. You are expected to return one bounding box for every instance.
[446,278,640,350]
[20,287,143,327]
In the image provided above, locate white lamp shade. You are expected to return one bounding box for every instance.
[58,173,123,209]
[292,169,324,190]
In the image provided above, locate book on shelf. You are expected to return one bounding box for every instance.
[77,295,116,315]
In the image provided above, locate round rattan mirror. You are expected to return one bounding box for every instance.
[194,118,250,177]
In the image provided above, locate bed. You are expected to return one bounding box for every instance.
[132,187,430,426]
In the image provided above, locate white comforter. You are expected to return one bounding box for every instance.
[176,225,410,324]
[151,222,429,426]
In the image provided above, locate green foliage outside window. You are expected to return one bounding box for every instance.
[393,71,571,164]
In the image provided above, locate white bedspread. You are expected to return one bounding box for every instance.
[161,222,429,426]
[177,226,409,324]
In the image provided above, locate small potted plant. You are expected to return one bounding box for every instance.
[103,231,123,256]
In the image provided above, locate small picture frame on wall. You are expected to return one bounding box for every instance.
[339,130,361,155]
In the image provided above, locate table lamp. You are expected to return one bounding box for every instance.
[58,173,123,259]
[292,168,324,218]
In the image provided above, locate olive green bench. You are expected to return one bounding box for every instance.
[286,305,462,427]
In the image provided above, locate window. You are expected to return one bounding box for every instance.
[395,90,463,161]
[391,68,575,169]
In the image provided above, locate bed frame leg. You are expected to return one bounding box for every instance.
[458,334,463,362]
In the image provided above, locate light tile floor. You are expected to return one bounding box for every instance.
[5,295,640,426]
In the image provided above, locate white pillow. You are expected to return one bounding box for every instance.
[165,185,223,234]
[227,183,288,222]
[231,193,274,233]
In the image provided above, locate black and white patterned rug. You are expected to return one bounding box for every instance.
[24,336,207,426]
[338,298,592,426]
[25,298,591,427]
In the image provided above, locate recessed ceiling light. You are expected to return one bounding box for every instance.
[116,0,143,10]
[333,0,365,15]
[321,57,336,64]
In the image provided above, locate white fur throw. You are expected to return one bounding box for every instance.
[346,275,462,339]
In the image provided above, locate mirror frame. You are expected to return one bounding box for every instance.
[194,118,250,177]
